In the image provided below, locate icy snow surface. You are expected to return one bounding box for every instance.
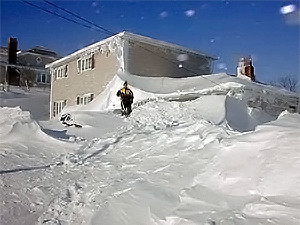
[1,73,300,225]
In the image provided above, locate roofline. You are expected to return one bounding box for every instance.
[18,51,60,60]
[46,31,218,68]
[120,31,218,60]
[46,34,118,68]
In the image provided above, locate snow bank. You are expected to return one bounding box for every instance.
[69,73,298,133]
[2,73,300,225]
[0,107,40,139]
[0,107,61,144]
[127,94,274,132]
[193,112,300,199]
[0,87,50,120]
[0,107,78,225]
[79,76,275,132]
[36,108,300,225]
[0,106,76,172]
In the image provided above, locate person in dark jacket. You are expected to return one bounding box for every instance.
[117,81,134,115]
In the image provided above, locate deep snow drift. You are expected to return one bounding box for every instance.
[0,73,300,225]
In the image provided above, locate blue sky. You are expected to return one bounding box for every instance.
[1,0,299,83]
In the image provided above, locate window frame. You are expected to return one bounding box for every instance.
[77,54,95,74]
[52,64,69,80]
[37,72,48,84]
[52,100,67,117]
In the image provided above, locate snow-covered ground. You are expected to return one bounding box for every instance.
[0,73,300,225]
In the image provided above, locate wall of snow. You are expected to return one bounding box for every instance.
[62,73,299,133]
[193,112,300,197]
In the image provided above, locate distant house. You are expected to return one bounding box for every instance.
[17,46,61,86]
[0,47,8,84]
[0,41,61,87]
[46,31,217,118]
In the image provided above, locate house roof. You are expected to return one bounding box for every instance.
[46,31,218,68]
[121,31,218,60]
[19,46,61,59]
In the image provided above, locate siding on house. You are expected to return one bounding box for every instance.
[0,67,6,83]
[17,47,61,86]
[50,49,119,118]
[18,52,58,69]
[126,39,213,78]
[0,47,8,83]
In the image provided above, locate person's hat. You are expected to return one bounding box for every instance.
[123,81,128,86]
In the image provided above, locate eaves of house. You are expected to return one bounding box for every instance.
[46,31,218,69]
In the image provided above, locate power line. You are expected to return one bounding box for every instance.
[43,0,115,36]
[21,1,106,33]
[43,1,222,87]
[21,0,223,88]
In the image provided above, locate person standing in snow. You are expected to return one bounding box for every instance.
[116,81,134,115]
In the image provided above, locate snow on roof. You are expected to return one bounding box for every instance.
[19,46,61,58]
[46,31,217,68]
[17,51,60,61]
[121,31,218,60]
[46,34,118,68]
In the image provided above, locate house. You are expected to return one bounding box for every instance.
[0,37,61,88]
[17,46,61,86]
[0,46,8,85]
[46,31,218,118]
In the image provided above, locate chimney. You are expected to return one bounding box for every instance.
[6,37,20,85]
[245,56,255,82]
[236,56,255,82]
[7,37,18,65]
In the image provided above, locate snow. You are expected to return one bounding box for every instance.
[0,87,50,120]
[1,73,300,225]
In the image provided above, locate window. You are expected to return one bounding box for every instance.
[58,68,61,78]
[81,59,85,71]
[52,100,67,117]
[77,60,81,74]
[52,64,68,79]
[77,54,94,74]
[47,74,51,83]
[41,74,46,83]
[64,65,68,77]
[37,73,47,84]
[36,57,42,64]
[76,93,94,105]
[53,69,57,80]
